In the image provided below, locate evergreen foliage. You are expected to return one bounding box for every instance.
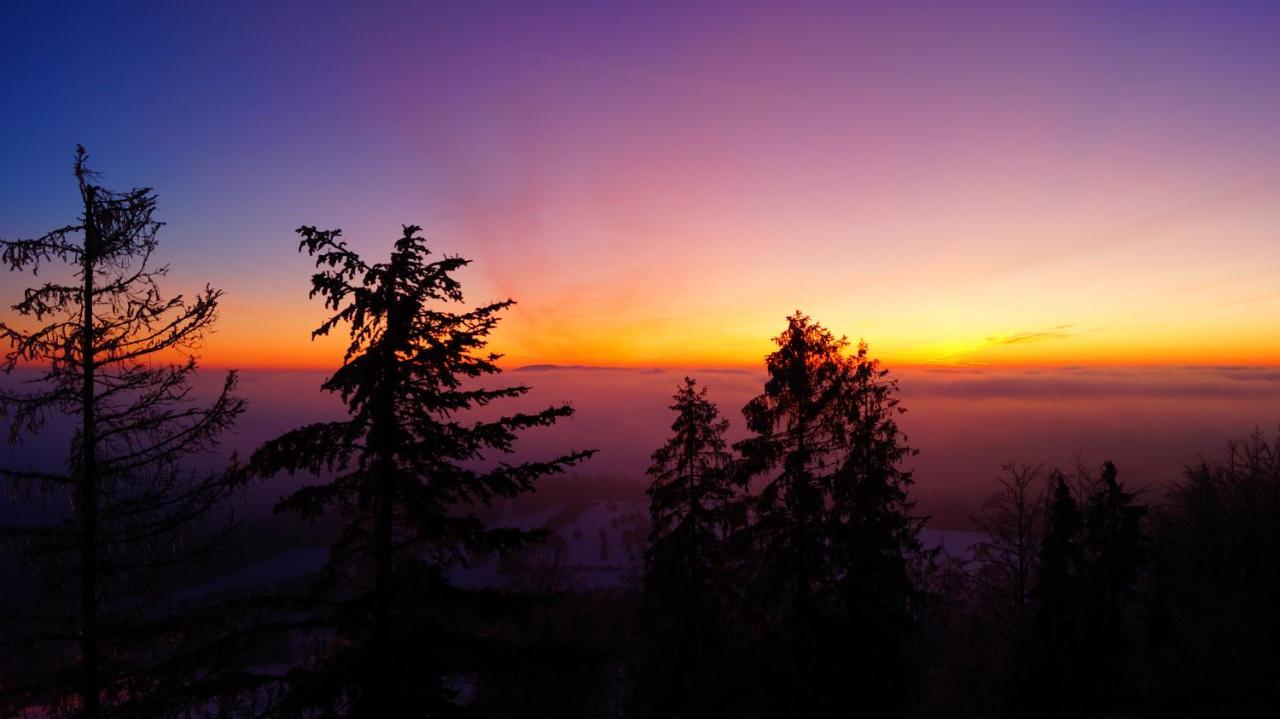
[734,311,924,717]
[634,377,740,718]
[249,224,593,715]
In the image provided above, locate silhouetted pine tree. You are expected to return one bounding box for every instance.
[1078,461,1147,704]
[1030,471,1084,717]
[0,147,254,717]
[1031,461,1149,715]
[827,341,926,717]
[634,377,741,718]
[249,224,592,716]
[735,311,924,717]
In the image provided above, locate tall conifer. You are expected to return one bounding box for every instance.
[635,377,739,717]
[250,224,591,715]
[735,311,923,716]
[0,147,249,717]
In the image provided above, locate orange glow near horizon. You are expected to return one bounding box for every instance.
[194,298,1280,372]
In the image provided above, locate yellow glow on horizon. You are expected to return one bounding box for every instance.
[193,306,1280,372]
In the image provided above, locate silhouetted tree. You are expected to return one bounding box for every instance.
[1029,471,1084,716]
[0,147,251,717]
[736,312,846,711]
[917,463,1046,719]
[633,377,741,718]
[972,463,1044,640]
[249,224,592,716]
[1030,461,1147,716]
[735,311,924,717]
[1078,460,1147,701]
[1145,430,1280,713]
[963,463,1045,716]
[827,339,926,718]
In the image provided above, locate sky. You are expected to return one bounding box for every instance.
[3,0,1280,370]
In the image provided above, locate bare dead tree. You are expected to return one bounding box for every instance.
[971,462,1045,637]
[0,147,253,718]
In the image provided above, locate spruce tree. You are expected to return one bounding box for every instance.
[735,311,923,716]
[249,224,592,716]
[827,340,925,717]
[1031,472,1084,717]
[0,147,250,717]
[1032,462,1147,715]
[1079,461,1147,702]
[635,377,740,718]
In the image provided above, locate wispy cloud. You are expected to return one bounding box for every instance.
[924,324,1084,365]
[513,363,666,374]
[899,366,1280,401]
[983,324,1077,346]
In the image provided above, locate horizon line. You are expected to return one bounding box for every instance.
[174,359,1280,373]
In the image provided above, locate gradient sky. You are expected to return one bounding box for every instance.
[4,0,1280,370]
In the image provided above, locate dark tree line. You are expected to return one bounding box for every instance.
[1145,431,1280,714]
[633,314,928,719]
[929,442,1280,719]
[630,332,1280,719]
[1028,461,1148,716]
[2,148,1280,718]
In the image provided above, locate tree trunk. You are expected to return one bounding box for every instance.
[371,285,401,713]
[79,187,101,719]
[790,344,810,719]
[686,430,702,672]
[373,462,394,711]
